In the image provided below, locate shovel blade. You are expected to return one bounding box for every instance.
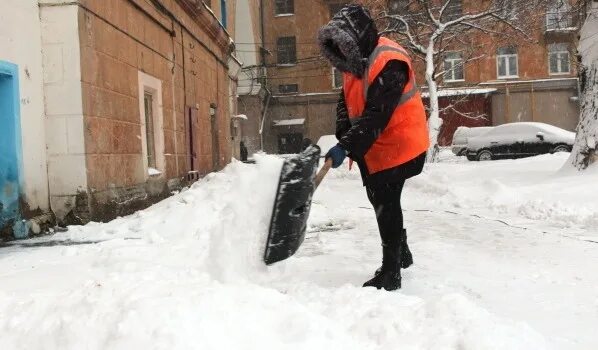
[264,146,321,265]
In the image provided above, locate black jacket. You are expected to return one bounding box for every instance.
[336,61,426,187]
[319,5,426,187]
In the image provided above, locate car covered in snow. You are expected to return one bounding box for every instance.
[451,126,494,156]
[466,122,575,161]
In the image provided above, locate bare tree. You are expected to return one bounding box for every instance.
[569,1,598,170]
[363,0,551,161]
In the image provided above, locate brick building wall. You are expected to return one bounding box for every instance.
[47,0,236,223]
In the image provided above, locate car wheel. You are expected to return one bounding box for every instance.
[457,148,467,156]
[553,145,570,153]
[477,150,493,161]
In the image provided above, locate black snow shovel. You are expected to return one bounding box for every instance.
[263,145,334,265]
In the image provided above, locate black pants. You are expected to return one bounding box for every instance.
[366,180,405,254]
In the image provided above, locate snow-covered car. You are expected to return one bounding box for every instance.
[466,122,575,161]
[451,126,494,156]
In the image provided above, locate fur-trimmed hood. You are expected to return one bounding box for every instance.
[317,5,379,78]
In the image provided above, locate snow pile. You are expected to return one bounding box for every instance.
[410,153,598,231]
[0,154,551,350]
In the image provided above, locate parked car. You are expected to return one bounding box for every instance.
[451,126,494,156]
[466,122,575,161]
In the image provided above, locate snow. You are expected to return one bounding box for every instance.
[148,167,161,176]
[468,122,575,151]
[316,134,337,156]
[273,118,305,126]
[1,153,598,349]
[421,87,497,98]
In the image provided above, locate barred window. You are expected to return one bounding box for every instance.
[279,84,298,94]
[275,0,294,15]
[546,0,572,30]
[277,37,297,65]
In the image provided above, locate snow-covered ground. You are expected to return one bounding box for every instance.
[1,151,597,349]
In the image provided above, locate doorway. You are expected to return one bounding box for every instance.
[278,133,303,154]
[0,60,23,238]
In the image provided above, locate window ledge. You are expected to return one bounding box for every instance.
[148,168,162,177]
[497,76,519,80]
[549,72,572,76]
[277,63,297,67]
[275,13,295,18]
[444,79,466,83]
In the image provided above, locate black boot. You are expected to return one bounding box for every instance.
[401,229,413,269]
[363,244,402,291]
[374,229,412,275]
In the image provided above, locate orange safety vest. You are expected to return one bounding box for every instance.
[343,37,429,174]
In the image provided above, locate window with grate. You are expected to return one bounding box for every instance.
[496,46,518,79]
[278,84,298,94]
[332,68,343,89]
[275,0,294,15]
[444,52,464,82]
[277,36,297,65]
[548,43,570,74]
[546,0,572,30]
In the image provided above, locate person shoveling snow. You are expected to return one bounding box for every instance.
[317,5,429,291]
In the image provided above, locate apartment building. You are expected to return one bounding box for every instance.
[237,0,582,153]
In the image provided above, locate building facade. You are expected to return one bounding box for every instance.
[237,0,583,153]
[0,0,239,239]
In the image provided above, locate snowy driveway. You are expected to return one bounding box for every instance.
[1,153,597,349]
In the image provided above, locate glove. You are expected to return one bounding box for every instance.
[325,144,347,168]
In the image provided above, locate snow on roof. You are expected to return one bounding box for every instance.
[233,114,248,120]
[273,118,305,126]
[420,88,497,98]
[497,122,575,138]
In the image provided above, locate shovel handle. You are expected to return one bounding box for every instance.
[315,158,333,189]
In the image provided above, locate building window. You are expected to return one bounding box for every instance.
[444,52,464,82]
[220,0,227,28]
[275,0,294,15]
[143,92,156,168]
[444,0,462,21]
[546,0,572,30]
[278,84,298,94]
[548,43,570,75]
[277,37,297,65]
[497,47,518,79]
[332,68,343,89]
[138,71,165,177]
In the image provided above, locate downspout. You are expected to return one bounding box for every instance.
[259,92,271,151]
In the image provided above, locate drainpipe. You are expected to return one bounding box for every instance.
[259,91,271,151]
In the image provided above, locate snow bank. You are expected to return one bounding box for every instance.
[0,155,549,349]
[410,153,598,231]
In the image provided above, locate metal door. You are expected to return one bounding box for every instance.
[0,61,23,238]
